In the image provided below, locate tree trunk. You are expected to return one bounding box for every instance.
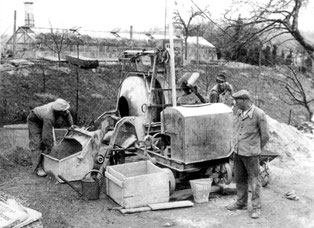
[184,38,188,60]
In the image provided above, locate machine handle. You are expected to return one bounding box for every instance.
[83,169,103,180]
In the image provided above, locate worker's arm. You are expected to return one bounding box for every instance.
[209,90,219,103]
[62,110,74,127]
[258,112,270,149]
[226,83,234,95]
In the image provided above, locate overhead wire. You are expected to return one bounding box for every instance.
[190,0,233,38]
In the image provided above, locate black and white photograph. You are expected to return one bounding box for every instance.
[0,0,313,227]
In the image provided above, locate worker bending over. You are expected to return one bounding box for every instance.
[27,98,74,177]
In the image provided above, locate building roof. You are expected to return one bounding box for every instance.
[6,27,216,49]
[6,26,36,44]
[187,36,215,48]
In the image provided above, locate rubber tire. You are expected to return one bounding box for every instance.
[222,163,233,185]
[162,168,176,195]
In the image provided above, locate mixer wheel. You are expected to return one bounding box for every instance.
[162,168,176,195]
[221,163,232,185]
[210,162,233,185]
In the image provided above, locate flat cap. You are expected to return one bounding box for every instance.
[52,98,70,111]
[232,89,251,100]
[216,71,227,82]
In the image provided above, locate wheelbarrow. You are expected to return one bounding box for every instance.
[211,150,279,187]
[260,150,279,187]
[58,170,103,200]
[43,127,103,182]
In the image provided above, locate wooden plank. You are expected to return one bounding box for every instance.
[105,172,123,188]
[107,166,125,180]
[123,172,168,197]
[106,161,170,208]
[119,207,151,214]
[65,55,99,68]
[110,161,147,177]
[123,171,169,208]
[148,201,194,210]
[105,178,123,207]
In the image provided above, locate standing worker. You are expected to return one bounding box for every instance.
[227,89,270,219]
[27,98,74,177]
[209,71,234,106]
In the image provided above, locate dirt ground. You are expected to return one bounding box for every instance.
[1,145,314,228]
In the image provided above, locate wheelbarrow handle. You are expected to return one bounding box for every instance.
[58,175,83,197]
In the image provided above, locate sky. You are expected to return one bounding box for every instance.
[0,0,313,36]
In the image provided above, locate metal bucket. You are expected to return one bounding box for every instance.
[81,170,103,200]
[190,178,213,203]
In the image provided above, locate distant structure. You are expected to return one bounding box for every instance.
[24,2,34,27]
[4,2,217,63]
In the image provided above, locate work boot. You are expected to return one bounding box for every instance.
[36,167,47,177]
[226,203,247,211]
[251,208,259,219]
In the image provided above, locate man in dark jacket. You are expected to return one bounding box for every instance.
[209,71,234,106]
[227,90,270,219]
[27,98,74,177]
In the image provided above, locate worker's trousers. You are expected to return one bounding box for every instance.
[233,153,261,209]
[27,113,45,172]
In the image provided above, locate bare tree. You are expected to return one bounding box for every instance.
[223,0,314,59]
[173,5,207,60]
[277,66,314,120]
[36,27,69,66]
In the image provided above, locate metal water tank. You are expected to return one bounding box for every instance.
[161,103,233,164]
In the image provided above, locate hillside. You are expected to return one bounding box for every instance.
[197,62,314,126]
[0,61,121,127]
[0,60,313,127]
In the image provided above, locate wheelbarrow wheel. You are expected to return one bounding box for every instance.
[260,162,270,187]
[210,162,233,185]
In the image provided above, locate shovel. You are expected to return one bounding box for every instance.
[58,174,83,197]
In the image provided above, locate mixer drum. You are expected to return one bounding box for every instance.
[117,76,165,122]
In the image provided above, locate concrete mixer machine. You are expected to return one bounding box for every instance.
[93,49,234,187]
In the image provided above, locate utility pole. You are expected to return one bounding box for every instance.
[13,10,17,58]
[130,25,133,49]
[196,25,199,70]
[169,0,176,107]
[75,35,80,123]
[70,26,81,123]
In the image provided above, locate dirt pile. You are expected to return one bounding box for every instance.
[265,115,314,162]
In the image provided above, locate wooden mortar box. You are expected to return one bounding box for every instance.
[105,161,169,208]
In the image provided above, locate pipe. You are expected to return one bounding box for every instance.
[168,0,177,107]
[187,72,200,86]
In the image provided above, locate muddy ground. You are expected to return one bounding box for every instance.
[0,146,314,228]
